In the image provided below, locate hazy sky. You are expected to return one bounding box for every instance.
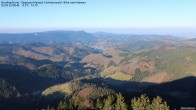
[0,0,196,36]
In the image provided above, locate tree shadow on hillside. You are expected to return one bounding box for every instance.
[80,76,196,109]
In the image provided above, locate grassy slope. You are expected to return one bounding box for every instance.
[42,83,72,96]
[107,72,132,81]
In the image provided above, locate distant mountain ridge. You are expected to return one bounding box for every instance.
[0,30,95,44]
[0,30,181,45]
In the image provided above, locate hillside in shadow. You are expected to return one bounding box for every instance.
[80,76,196,109]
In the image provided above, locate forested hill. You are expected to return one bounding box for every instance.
[0,31,196,110]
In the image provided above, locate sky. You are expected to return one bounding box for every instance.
[0,0,196,36]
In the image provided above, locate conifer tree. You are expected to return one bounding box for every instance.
[131,94,150,110]
[69,100,74,110]
[151,96,169,110]
[103,95,114,110]
[57,100,68,110]
[115,93,127,110]
[95,98,103,110]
